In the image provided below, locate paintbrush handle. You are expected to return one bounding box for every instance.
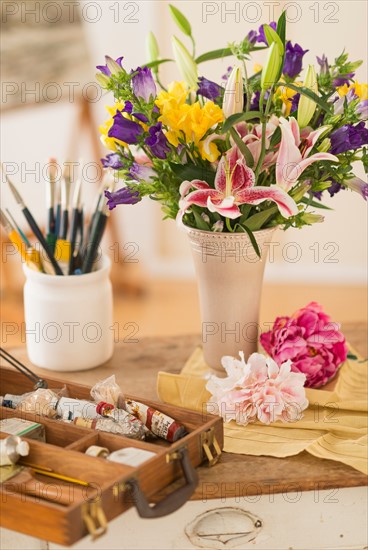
[3,468,85,506]
[47,206,55,235]
[60,210,69,240]
[55,204,61,237]
[68,209,79,274]
[82,214,107,274]
[22,207,63,276]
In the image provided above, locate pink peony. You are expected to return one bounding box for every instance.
[206,352,308,426]
[260,302,348,388]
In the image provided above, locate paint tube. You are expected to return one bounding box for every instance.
[124,399,187,442]
[0,435,29,466]
[74,415,146,440]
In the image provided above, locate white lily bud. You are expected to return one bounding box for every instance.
[301,212,324,224]
[222,67,244,119]
[317,138,331,152]
[297,65,318,128]
[172,36,198,89]
[261,42,283,90]
[146,32,160,64]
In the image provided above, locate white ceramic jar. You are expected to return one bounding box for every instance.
[23,255,113,371]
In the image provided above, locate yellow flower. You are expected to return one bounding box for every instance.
[159,103,191,145]
[276,81,302,116]
[198,136,221,162]
[337,81,368,100]
[99,102,127,151]
[254,63,263,73]
[157,95,223,152]
[155,79,223,154]
[155,81,189,112]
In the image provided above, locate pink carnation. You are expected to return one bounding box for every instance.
[260,302,348,388]
[206,352,308,426]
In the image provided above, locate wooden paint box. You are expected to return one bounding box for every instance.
[0,366,223,546]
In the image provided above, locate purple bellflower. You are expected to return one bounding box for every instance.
[101,153,125,169]
[283,42,308,78]
[108,110,144,144]
[129,163,156,182]
[330,122,368,154]
[197,77,223,102]
[96,56,124,76]
[145,122,170,159]
[131,67,157,102]
[317,54,329,75]
[105,187,141,210]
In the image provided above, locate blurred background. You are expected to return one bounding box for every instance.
[1,0,367,348]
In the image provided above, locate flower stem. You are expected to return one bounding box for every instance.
[242,60,251,112]
[226,217,234,232]
[254,89,274,180]
[156,74,167,91]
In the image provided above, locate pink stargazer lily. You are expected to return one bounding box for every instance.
[178,146,298,221]
[276,117,338,192]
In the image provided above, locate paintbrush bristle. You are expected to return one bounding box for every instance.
[48,158,58,183]
[62,161,72,184]
[0,209,12,232]
[2,173,25,207]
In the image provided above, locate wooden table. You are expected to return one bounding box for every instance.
[7,322,368,499]
[2,323,367,549]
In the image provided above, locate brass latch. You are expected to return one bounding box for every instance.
[165,449,185,463]
[112,481,128,499]
[201,428,221,466]
[82,501,107,540]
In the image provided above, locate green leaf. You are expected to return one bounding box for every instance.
[192,210,210,230]
[169,4,192,36]
[221,111,262,134]
[234,224,261,257]
[277,82,332,112]
[144,59,173,70]
[301,197,333,210]
[168,162,215,186]
[229,128,255,168]
[269,126,281,148]
[195,48,233,64]
[245,206,278,231]
[276,11,286,47]
[347,352,358,360]
[239,204,252,223]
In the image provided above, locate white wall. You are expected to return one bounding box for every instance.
[1,0,367,284]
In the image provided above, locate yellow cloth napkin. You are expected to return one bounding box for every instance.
[157,346,368,475]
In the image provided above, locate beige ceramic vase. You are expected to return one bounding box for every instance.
[185,226,276,376]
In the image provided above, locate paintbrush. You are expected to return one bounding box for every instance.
[46,158,57,235]
[1,166,64,275]
[70,206,84,274]
[81,200,109,274]
[0,209,42,272]
[1,465,86,505]
[87,172,115,242]
[54,177,61,239]
[60,162,72,240]
[5,208,31,248]
[68,178,82,274]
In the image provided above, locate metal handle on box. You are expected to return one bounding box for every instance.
[128,448,198,518]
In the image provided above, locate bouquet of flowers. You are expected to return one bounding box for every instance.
[96,5,367,254]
